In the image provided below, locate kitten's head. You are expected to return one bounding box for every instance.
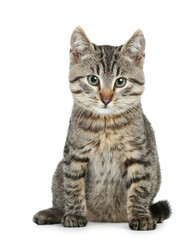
[69,26,145,115]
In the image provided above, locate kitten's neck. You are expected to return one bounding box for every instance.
[71,103,143,125]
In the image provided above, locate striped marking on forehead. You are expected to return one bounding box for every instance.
[93,44,123,75]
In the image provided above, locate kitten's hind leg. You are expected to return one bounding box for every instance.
[33,207,63,225]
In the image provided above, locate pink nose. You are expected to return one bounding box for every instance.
[101,97,111,106]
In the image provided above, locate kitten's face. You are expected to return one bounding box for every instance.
[69,27,145,115]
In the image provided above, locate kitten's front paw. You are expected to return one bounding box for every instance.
[62,215,87,227]
[129,216,156,230]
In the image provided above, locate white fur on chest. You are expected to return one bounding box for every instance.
[88,132,125,187]
[86,131,128,222]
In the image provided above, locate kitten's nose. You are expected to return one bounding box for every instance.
[101,97,112,106]
[100,90,113,106]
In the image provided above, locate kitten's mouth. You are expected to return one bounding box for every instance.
[93,106,112,114]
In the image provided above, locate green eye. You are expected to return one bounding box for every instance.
[87,75,99,86]
[115,77,127,88]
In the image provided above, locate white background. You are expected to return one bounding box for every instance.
[0,0,186,239]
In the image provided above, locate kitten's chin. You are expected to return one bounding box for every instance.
[93,107,113,115]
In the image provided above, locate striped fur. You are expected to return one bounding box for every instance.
[33,27,171,230]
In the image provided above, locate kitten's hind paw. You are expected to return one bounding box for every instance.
[129,216,157,230]
[62,215,87,227]
[33,208,62,225]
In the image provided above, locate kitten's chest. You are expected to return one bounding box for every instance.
[88,129,139,165]
[84,127,141,222]
[85,131,128,221]
[86,129,140,186]
[88,131,125,183]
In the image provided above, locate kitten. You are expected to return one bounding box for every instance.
[33,26,171,230]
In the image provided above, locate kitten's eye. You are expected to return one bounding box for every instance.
[115,77,127,88]
[87,75,99,86]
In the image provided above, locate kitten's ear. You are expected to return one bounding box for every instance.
[120,29,145,65]
[70,26,94,62]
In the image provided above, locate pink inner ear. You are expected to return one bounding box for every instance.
[70,48,80,62]
[135,53,144,63]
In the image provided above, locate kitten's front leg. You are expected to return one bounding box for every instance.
[126,159,156,230]
[62,154,89,227]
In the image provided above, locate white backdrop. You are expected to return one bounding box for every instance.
[0,0,186,239]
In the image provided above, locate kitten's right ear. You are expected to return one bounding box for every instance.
[70,26,94,62]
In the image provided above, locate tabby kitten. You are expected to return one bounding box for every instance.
[33,26,171,230]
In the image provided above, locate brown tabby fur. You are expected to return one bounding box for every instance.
[33,27,171,230]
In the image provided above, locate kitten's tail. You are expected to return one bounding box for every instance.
[150,200,171,223]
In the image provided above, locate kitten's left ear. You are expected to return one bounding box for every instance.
[121,29,145,66]
[70,26,95,62]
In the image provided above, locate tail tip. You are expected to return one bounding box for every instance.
[150,200,172,222]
